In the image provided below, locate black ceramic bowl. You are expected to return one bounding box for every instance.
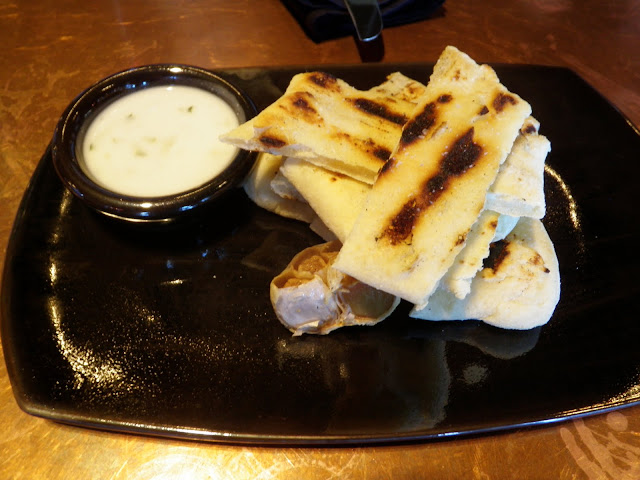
[52,64,257,222]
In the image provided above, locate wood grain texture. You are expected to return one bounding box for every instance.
[1,1,639,478]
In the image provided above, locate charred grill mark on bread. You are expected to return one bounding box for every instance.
[438,127,483,176]
[330,133,393,164]
[350,98,408,126]
[374,147,392,161]
[492,93,518,112]
[259,135,287,148]
[257,91,323,149]
[308,72,339,90]
[283,91,321,122]
[397,95,452,151]
[379,128,483,245]
[484,239,510,272]
[291,92,317,114]
[378,156,396,176]
[382,198,420,245]
[483,237,550,277]
[399,102,439,147]
[521,120,539,134]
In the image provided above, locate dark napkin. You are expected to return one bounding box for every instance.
[281,0,445,43]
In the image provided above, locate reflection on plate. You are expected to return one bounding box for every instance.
[2,64,640,444]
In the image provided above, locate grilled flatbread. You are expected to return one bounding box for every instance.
[309,216,338,242]
[280,127,543,243]
[485,117,550,219]
[441,210,503,300]
[221,72,427,184]
[410,217,560,330]
[441,211,519,299]
[270,169,306,203]
[243,152,315,222]
[280,157,370,242]
[334,46,532,306]
[283,155,523,297]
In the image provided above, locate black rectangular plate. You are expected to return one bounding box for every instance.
[2,64,640,445]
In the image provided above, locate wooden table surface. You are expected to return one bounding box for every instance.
[2,1,640,478]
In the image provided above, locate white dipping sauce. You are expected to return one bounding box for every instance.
[82,85,239,197]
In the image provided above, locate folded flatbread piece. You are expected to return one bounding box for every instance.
[221,72,427,184]
[243,152,315,222]
[410,217,560,330]
[334,46,532,307]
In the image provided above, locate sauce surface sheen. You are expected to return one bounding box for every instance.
[82,85,239,197]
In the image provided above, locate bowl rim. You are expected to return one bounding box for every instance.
[51,63,258,222]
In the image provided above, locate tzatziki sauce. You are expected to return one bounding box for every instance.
[82,85,239,197]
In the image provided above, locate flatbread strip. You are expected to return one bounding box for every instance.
[485,117,550,219]
[410,217,560,330]
[280,157,370,243]
[280,117,547,242]
[441,210,504,300]
[282,157,522,299]
[334,46,532,307]
[221,72,427,184]
[242,152,315,222]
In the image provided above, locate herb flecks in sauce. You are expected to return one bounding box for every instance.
[82,85,239,197]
